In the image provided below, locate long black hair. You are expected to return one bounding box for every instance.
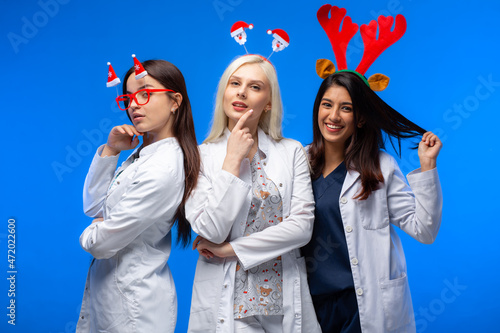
[309,71,426,200]
[123,60,200,246]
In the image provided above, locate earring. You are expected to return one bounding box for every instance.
[172,108,177,114]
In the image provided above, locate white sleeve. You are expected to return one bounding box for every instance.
[186,154,251,244]
[82,145,120,218]
[387,159,443,244]
[79,157,184,259]
[230,144,315,270]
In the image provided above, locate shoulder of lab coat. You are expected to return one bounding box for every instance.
[186,131,252,244]
[80,139,184,259]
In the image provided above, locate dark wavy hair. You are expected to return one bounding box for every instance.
[309,71,426,200]
[123,60,200,247]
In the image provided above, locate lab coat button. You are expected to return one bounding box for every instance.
[351,258,358,266]
[345,225,353,233]
[279,183,283,187]
[340,197,347,204]
[116,181,120,185]
[81,315,84,319]
[220,319,224,323]
[263,162,267,166]
[224,284,228,289]
[356,288,363,296]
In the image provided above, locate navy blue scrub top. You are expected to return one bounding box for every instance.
[302,162,355,296]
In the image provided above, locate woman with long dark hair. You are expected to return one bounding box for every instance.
[77,59,200,332]
[303,71,443,333]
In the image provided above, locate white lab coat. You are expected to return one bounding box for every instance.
[327,151,443,332]
[77,137,184,333]
[185,128,321,333]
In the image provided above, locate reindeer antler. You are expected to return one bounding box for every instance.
[356,14,407,75]
[317,5,358,70]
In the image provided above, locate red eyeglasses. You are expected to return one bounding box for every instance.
[116,89,176,111]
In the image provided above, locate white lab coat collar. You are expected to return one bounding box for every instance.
[341,168,360,198]
[137,137,178,157]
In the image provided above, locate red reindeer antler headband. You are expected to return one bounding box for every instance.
[316,4,407,91]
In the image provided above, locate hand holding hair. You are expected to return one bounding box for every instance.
[418,131,442,172]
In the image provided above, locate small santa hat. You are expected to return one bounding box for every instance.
[267,29,290,47]
[132,54,148,79]
[106,62,121,87]
[231,21,254,37]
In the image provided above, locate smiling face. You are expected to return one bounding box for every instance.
[125,74,177,142]
[318,85,356,152]
[223,63,272,132]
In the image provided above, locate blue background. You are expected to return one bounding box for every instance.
[2,0,499,332]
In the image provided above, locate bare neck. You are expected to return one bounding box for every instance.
[323,141,345,177]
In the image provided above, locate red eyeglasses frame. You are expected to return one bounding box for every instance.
[116,89,176,111]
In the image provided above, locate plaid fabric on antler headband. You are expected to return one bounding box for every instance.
[316,4,407,91]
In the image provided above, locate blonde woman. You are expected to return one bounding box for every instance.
[186,55,321,333]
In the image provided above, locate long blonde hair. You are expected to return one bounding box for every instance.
[204,55,284,143]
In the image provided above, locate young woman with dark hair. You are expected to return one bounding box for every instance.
[303,71,443,333]
[77,59,200,332]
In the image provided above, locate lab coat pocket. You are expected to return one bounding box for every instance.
[379,272,413,331]
[359,188,389,230]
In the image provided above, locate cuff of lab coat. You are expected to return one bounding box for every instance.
[80,223,99,253]
[218,169,251,190]
[95,145,120,160]
[407,167,439,187]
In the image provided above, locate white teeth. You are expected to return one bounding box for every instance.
[326,124,342,129]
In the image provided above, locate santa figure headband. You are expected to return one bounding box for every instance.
[316,5,407,91]
[230,20,290,60]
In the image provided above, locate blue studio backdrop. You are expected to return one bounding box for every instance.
[2,0,499,332]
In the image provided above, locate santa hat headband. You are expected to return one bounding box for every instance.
[106,54,149,88]
[229,21,290,60]
[132,54,148,79]
[231,21,254,38]
[267,29,289,48]
[315,4,407,91]
[106,62,121,87]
